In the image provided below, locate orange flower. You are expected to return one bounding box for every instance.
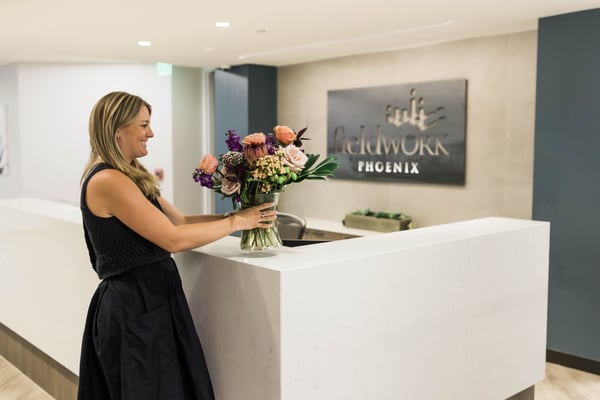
[274,125,296,145]
[198,154,218,174]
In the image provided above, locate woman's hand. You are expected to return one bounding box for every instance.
[230,202,277,231]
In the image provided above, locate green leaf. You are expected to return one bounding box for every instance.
[302,154,319,171]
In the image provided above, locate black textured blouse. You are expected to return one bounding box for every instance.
[80,163,170,279]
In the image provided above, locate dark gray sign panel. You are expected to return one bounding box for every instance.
[327,79,467,185]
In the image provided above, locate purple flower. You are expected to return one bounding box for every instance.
[225,130,243,152]
[193,168,214,188]
[266,133,278,155]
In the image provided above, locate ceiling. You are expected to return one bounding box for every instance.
[1,0,598,69]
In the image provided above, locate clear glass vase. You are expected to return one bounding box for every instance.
[239,192,282,251]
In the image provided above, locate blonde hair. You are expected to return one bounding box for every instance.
[82,91,160,199]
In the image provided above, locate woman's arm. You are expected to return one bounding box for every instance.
[157,197,231,225]
[86,169,274,253]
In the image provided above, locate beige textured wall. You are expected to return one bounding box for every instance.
[277,31,537,228]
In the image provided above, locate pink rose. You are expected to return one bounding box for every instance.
[198,154,218,175]
[280,145,308,172]
[220,171,241,195]
[274,125,296,145]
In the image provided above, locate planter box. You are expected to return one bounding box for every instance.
[343,214,411,233]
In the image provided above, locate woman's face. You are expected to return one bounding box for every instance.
[117,105,153,162]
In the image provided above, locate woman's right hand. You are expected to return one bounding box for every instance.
[230,202,277,231]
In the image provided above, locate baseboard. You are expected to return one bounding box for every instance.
[507,386,534,400]
[0,322,78,400]
[547,349,600,376]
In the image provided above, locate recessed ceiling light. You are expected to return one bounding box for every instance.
[215,22,230,28]
[137,40,152,47]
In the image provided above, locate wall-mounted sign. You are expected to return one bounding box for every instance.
[327,79,467,185]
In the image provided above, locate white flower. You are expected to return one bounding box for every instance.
[280,145,307,172]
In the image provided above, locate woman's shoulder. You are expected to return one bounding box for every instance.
[83,162,113,183]
[86,166,144,217]
[88,166,134,192]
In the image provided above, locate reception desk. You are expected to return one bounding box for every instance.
[0,198,549,400]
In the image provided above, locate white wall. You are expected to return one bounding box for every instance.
[171,66,214,214]
[1,31,538,227]
[277,31,537,227]
[0,63,174,204]
[0,64,21,197]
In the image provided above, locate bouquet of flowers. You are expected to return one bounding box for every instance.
[193,125,340,250]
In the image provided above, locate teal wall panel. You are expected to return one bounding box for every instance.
[533,8,600,360]
[212,65,277,215]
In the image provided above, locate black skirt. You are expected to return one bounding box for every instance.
[77,258,215,400]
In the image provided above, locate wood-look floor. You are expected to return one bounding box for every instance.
[535,362,600,399]
[0,355,53,400]
[1,355,600,400]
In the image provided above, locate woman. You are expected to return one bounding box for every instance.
[78,91,275,399]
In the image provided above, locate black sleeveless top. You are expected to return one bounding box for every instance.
[80,163,171,279]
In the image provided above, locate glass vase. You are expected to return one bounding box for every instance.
[239,192,282,251]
